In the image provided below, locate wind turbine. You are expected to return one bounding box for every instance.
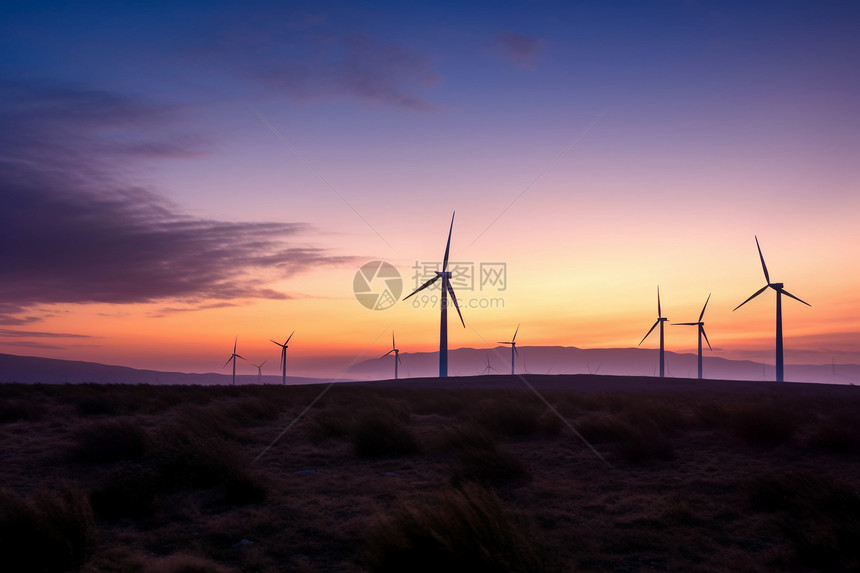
[734,236,810,382]
[482,354,496,375]
[250,360,267,384]
[673,294,712,380]
[380,331,402,380]
[224,337,244,386]
[271,331,294,385]
[639,286,668,377]
[403,212,465,378]
[498,324,520,375]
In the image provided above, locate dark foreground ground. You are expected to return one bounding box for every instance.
[1,375,859,572]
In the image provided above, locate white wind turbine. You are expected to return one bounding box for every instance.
[639,286,668,377]
[734,236,810,382]
[403,212,465,378]
[271,331,294,385]
[250,360,267,384]
[498,324,520,375]
[380,331,402,380]
[673,294,712,380]
[224,337,244,386]
[482,354,497,375]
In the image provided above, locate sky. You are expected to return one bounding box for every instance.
[1,0,859,378]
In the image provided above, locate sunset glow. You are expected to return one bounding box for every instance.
[2,1,858,379]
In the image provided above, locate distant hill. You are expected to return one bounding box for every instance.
[0,353,332,386]
[1,348,857,386]
[348,346,860,385]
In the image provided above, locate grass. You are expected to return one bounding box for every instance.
[0,486,97,573]
[1,379,858,572]
[364,484,547,573]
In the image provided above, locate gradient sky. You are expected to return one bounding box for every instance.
[2,0,859,378]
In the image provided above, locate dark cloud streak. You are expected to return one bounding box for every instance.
[0,79,357,323]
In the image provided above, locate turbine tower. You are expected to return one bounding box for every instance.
[224,337,244,386]
[271,331,294,385]
[639,286,668,377]
[673,294,712,380]
[498,324,520,375]
[734,236,810,382]
[250,360,267,384]
[482,354,496,375]
[380,331,402,380]
[403,212,465,378]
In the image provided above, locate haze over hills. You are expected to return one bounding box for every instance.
[347,346,860,385]
[2,348,857,386]
[0,353,332,386]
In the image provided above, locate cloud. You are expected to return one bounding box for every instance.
[0,79,358,323]
[0,328,92,339]
[188,12,437,110]
[490,32,543,67]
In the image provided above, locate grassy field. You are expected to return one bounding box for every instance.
[1,376,859,572]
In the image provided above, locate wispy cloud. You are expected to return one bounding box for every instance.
[490,32,543,68]
[0,329,92,339]
[187,11,438,110]
[0,79,358,323]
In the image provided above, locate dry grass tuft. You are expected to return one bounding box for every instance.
[364,484,547,573]
[0,486,97,572]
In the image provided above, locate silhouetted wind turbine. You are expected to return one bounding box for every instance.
[673,294,712,380]
[639,286,668,377]
[403,212,465,378]
[250,360,266,384]
[482,354,496,375]
[271,331,294,385]
[380,331,402,380]
[734,236,810,382]
[498,324,520,375]
[224,337,244,386]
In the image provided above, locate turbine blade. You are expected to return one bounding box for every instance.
[403,275,440,300]
[285,330,295,344]
[514,345,519,356]
[236,354,244,360]
[780,288,811,307]
[673,322,698,326]
[657,285,662,318]
[446,283,465,327]
[270,339,283,347]
[702,326,712,351]
[233,337,237,353]
[512,323,520,342]
[392,331,395,349]
[755,236,770,284]
[224,356,234,367]
[396,353,402,365]
[498,342,513,345]
[380,349,394,359]
[442,211,455,271]
[639,319,660,345]
[733,285,769,311]
[698,293,711,322]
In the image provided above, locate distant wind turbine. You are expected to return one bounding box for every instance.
[639,286,668,378]
[271,331,294,385]
[250,360,267,384]
[380,331,402,380]
[482,354,497,375]
[498,324,520,375]
[224,337,244,386]
[673,294,712,380]
[403,212,465,377]
[734,236,810,382]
